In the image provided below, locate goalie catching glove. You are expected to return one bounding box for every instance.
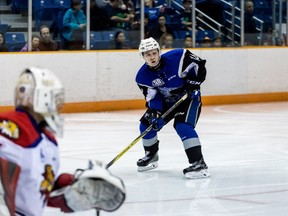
[49,161,125,213]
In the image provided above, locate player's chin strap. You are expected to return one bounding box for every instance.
[106,92,189,169]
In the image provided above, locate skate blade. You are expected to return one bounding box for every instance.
[184,169,211,179]
[137,162,158,172]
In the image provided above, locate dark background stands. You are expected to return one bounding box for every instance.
[0,32,9,52]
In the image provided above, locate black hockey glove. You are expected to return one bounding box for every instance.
[185,79,201,91]
[184,79,201,98]
[149,110,164,131]
[184,61,206,94]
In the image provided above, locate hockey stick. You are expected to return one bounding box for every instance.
[106,92,189,169]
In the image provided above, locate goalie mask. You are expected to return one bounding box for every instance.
[15,67,64,137]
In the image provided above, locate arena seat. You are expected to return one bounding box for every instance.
[5,32,26,52]
[0,24,10,34]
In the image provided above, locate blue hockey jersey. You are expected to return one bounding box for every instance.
[136,48,206,111]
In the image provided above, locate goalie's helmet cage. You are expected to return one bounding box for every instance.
[15,67,64,137]
[138,37,160,57]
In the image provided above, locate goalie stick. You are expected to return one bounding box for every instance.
[106,92,189,169]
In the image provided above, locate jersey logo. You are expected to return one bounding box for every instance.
[40,165,55,194]
[152,78,165,87]
[0,120,20,139]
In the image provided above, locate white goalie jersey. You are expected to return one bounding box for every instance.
[0,110,126,216]
[0,109,60,216]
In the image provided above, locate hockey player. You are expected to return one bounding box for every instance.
[0,67,125,215]
[136,37,210,179]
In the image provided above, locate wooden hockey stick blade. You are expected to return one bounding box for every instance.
[106,93,188,169]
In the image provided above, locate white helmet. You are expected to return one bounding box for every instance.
[138,37,160,56]
[15,67,64,137]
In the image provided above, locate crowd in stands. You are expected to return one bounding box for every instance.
[39,25,59,51]
[114,30,131,49]
[20,34,41,51]
[0,32,8,52]
[0,0,287,52]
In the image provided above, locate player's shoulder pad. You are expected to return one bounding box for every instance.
[42,127,57,144]
[136,64,155,87]
[162,49,186,66]
[162,48,185,59]
[0,110,42,148]
[184,49,206,64]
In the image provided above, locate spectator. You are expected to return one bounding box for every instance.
[180,0,198,33]
[103,0,134,30]
[20,34,41,52]
[0,32,9,52]
[123,0,135,14]
[144,0,164,28]
[131,13,152,39]
[146,15,175,41]
[114,30,130,49]
[201,36,212,48]
[62,0,86,50]
[159,32,174,48]
[244,0,258,45]
[262,27,282,46]
[90,0,110,31]
[39,25,59,51]
[121,0,136,30]
[183,35,192,48]
[262,27,273,46]
[213,36,223,47]
[114,1,135,30]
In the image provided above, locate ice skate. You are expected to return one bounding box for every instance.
[137,152,159,172]
[183,158,210,179]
